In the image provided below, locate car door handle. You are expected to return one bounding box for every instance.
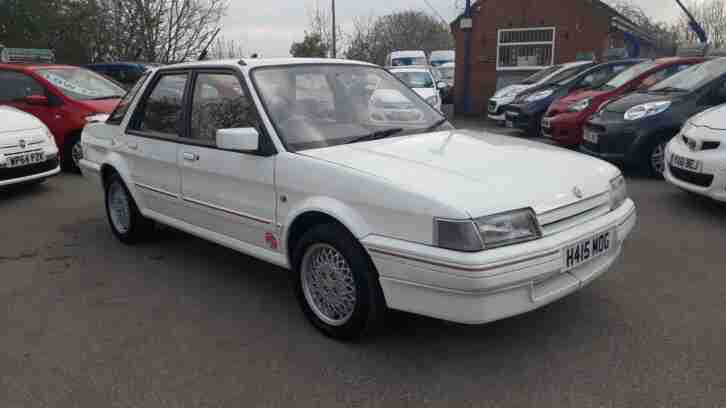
[182,152,199,161]
[127,142,138,150]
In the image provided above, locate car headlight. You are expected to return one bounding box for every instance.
[609,174,628,210]
[494,89,517,99]
[42,125,56,146]
[85,113,110,123]
[434,208,542,252]
[624,101,671,121]
[524,89,554,103]
[426,95,439,107]
[567,98,591,112]
[475,208,541,249]
[434,219,483,252]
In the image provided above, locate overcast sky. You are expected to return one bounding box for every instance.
[220,0,683,58]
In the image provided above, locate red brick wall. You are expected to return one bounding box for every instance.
[453,0,616,114]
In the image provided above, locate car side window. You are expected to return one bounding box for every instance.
[0,71,46,102]
[580,67,613,89]
[107,72,149,125]
[189,73,259,143]
[129,73,189,135]
[705,80,726,106]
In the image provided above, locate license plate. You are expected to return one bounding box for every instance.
[583,129,599,144]
[7,151,44,168]
[670,153,702,172]
[563,230,614,272]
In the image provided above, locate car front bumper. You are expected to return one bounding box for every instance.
[488,96,514,121]
[543,112,586,146]
[664,139,726,202]
[363,200,637,324]
[0,157,60,187]
[579,119,642,165]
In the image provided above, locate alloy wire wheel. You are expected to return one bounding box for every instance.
[107,180,131,234]
[301,243,357,326]
[71,140,84,171]
[650,141,666,176]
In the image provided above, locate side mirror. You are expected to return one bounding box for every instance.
[216,127,260,152]
[437,81,447,90]
[25,95,49,106]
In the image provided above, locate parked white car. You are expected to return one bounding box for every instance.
[386,50,428,67]
[430,50,455,67]
[488,61,594,122]
[390,66,445,111]
[81,58,636,340]
[665,104,726,201]
[0,106,60,187]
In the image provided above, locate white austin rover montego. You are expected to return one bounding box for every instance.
[81,59,637,340]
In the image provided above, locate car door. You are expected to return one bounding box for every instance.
[123,71,189,219]
[0,69,64,137]
[177,70,276,249]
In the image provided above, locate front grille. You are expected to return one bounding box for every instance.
[0,159,58,181]
[538,193,611,236]
[669,166,714,187]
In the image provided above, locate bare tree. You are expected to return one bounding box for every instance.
[306,1,344,57]
[87,0,226,63]
[208,36,245,59]
[604,0,679,54]
[670,0,726,48]
[345,10,454,65]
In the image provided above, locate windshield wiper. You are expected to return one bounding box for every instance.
[423,118,448,132]
[88,95,124,100]
[348,127,404,144]
[650,86,687,93]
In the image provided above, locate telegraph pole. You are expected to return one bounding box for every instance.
[331,0,337,58]
[460,0,473,114]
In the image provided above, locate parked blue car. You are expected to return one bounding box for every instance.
[503,59,646,136]
[84,62,161,89]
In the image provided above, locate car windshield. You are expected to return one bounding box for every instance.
[252,64,448,151]
[391,57,427,66]
[650,59,726,92]
[35,67,126,100]
[601,61,658,90]
[391,71,434,88]
[438,67,454,80]
[551,64,592,86]
[521,65,562,84]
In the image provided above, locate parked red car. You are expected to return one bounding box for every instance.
[542,57,706,147]
[0,64,125,171]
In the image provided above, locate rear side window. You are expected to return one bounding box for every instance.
[189,73,259,143]
[0,71,45,102]
[130,73,189,135]
[107,72,149,125]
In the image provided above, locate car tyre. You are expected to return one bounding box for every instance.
[642,138,667,179]
[104,173,152,244]
[62,134,83,173]
[293,223,386,341]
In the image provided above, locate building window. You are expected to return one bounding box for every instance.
[497,27,556,71]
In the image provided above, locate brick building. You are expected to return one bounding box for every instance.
[451,0,664,113]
